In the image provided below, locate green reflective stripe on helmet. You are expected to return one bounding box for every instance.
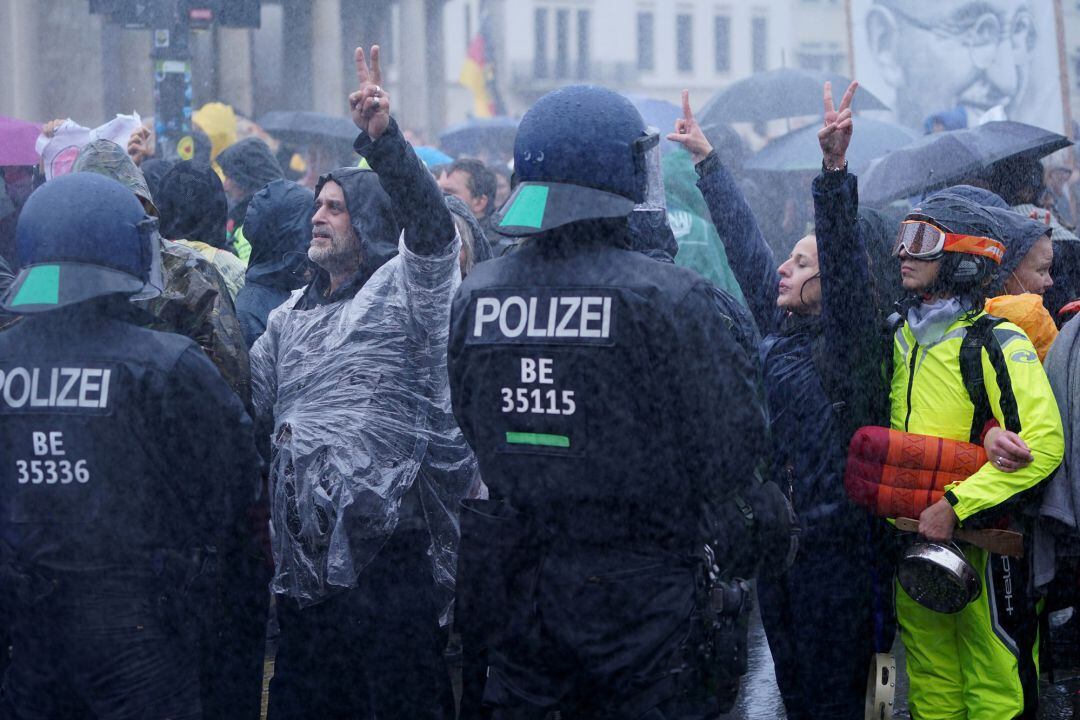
[505,431,570,448]
[500,185,549,229]
[11,265,60,306]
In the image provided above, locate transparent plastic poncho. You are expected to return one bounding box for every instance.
[251,234,479,615]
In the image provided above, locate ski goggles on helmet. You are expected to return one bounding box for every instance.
[892,215,1005,264]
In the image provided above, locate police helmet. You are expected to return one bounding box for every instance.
[493,85,659,236]
[0,173,161,314]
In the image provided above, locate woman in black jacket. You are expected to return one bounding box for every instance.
[670,84,889,720]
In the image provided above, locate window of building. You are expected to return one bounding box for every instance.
[637,12,655,71]
[795,42,845,73]
[465,4,473,51]
[676,13,693,73]
[555,8,570,78]
[714,15,730,73]
[534,7,548,78]
[752,16,768,73]
[576,9,591,79]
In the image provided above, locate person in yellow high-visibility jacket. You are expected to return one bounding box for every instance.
[889,190,1063,720]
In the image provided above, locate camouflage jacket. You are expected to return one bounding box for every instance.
[138,239,251,406]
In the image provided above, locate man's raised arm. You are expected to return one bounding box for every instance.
[348,44,454,256]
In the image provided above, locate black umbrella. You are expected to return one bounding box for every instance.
[439,117,518,159]
[258,111,358,145]
[697,68,888,125]
[860,121,1073,207]
[745,117,916,174]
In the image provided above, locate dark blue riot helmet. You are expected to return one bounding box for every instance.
[493,85,660,236]
[0,172,161,313]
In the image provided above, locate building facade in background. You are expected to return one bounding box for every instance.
[2,0,1080,141]
[442,0,833,116]
[0,0,446,137]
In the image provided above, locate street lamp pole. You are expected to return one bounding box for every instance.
[150,0,194,160]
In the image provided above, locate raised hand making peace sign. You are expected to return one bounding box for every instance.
[818,80,856,171]
[349,45,390,140]
[666,89,713,165]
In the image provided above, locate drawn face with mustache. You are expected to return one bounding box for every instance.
[866,0,1035,129]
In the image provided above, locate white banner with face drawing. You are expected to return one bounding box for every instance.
[849,0,1067,135]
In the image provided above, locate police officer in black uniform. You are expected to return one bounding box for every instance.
[0,172,261,719]
[448,85,770,719]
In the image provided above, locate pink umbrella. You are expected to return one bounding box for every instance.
[0,115,42,166]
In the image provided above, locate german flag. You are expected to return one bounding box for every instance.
[460,20,503,118]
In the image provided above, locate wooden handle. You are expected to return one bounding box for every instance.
[894,517,1025,558]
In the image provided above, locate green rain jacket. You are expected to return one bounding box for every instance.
[662,149,744,303]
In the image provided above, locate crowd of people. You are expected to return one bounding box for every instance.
[2,41,1080,720]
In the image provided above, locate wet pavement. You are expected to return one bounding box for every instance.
[716,598,785,720]
[720,587,1080,719]
[261,587,1080,719]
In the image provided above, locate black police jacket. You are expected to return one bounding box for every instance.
[0,303,260,581]
[448,226,769,548]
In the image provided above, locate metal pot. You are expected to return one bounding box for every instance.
[897,541,981,614]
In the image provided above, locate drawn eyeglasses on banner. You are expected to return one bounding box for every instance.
[880,2,1036,71]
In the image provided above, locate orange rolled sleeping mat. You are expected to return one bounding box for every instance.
[844,426,987,519]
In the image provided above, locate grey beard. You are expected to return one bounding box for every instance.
[308,239,359,277]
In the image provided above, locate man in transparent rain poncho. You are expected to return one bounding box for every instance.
[251,45,478,720]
